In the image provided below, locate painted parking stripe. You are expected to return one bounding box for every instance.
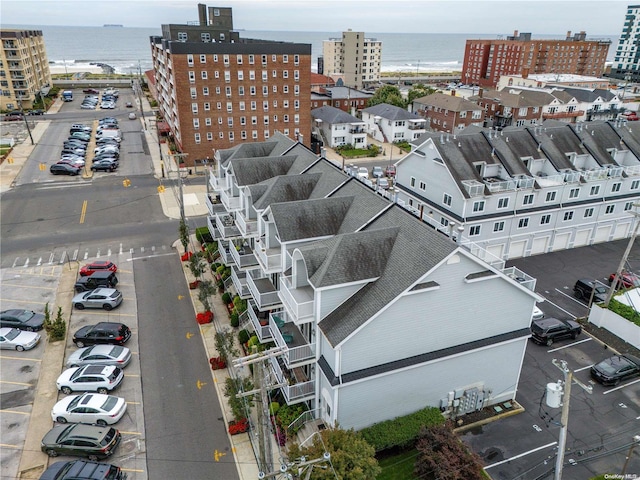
[0,410,30,415]
[0,380,32,386]
[126,252,174,262]
[1,283,56,290]
[75,310,137,317]
[0,355,41,362]
[574,364,594,372]
[547,337,592,352]
[603,377,640,394]
[553,288,589,308]
[484,441,558,469]
[0,443,21,449]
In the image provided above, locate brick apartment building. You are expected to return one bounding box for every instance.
[461,30,610,88]
[412,91,485,133]
[150,4,311,166]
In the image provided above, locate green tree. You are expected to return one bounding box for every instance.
[413,421,484,480]
[407,84,437,105]
[224,376,253,421]
[42,302,52,333]
[188,251,206,279]
[179,218,190,252]
[197,279,215,312]
[367,85,406,108]
[214,327,239,364]
[48,307,67,342]
[288,426,381,480]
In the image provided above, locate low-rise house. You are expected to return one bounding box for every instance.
[361,103,427,143]
[412,92,485,133]
[206,131,541,434]
[497,73,612,91]
[310,86,373,114]
[311,105,367,148]
[394,120,640,260]
[472,89,551,129]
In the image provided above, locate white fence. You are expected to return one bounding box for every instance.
[588,304,640,349]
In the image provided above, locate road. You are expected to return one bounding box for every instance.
[0,88,238,479]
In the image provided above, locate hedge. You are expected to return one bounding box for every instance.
[359,406,445,452]
[609,297,640,327]
[195,226,214,244]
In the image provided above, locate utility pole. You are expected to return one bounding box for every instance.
[622,435,640,475]
[550,359,593,480]
[605,205,640,307]
[17,96,34,145]
[172,153,189,221]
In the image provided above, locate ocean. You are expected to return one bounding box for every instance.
[4,24,620,75]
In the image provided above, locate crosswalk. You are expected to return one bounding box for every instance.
[6,243,175,269]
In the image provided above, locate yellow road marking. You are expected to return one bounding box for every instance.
[214,449,227,461]
[121,469,145,473]
[186,332,194,339]
[79,200,88,224]
[0,410,30,415]
[0,355,41,362]
[125,401,141,405]
[196,380,207,390]
[124,374,140,378]
[0,380,31,386]
[0,444,21,449]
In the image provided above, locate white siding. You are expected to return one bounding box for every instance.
[334,338,527,430]
[341,253,534,372]
[318,283,366,319]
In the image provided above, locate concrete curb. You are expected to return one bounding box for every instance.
[453,401,525,435]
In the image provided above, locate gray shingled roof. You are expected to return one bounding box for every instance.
[363,103,423,121]
[311,105,363,125]
[472,89,554,108]
[413,92,483,113]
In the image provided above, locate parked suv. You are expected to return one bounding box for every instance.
[574,278,608,303]
[530,317,581,346]
[74,271,118,293]
[39,459,127,480]
[41,424,121,461]
[56,365,124,394]
[73,322,131,348]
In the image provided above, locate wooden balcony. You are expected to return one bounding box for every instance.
[542,110,584,119]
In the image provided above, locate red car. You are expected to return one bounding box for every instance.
[608,271,640,289]
[385,165,396,177]
[79,261,118,277]
[82,88,100,94]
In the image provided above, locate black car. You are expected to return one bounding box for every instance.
[73,322,131,348]
[41,424,121,461]
[51,163,81,176]
[530,317,581,346]
[74,271,118,293]
[39,459,127,480]
[574,278,608,303]
[27,109,45,115]
[0,309,45,331]
[91,159,118,172]
[591,354,640,386]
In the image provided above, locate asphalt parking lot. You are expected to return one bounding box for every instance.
[0,257,147,479]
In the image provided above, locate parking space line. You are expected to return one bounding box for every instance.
[0,409,30,415]
[76,311,137,317]
[0,380,32,386]
[603,377,640,394]
[122,468,145,473]
[126,252,174,262]
[484,441,558,469]
[1,283,56,290]
[125,401,141,405]
[574,364,594,372]
[0,443,21,449]
[124,374,140,378]
[121,431,142,435]
[553,288,588,309]
[0,355,41,362]
[0,298,50,305]
[547,338,592,352]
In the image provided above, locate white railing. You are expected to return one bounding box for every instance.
[581,168,609,182]
[205,195,227,217]
[502,266,536,291]
[207,217,221,240]
[624,165,640,177]
[229,244,259,269]
[254,241,283,273]
[231,268,251,298]
[215,212,241,239]
[534,173,565,186]
[220,188,241,211]
[217,240,234,266]
[269,356,315,405]
[279,275,314,322]
[247,300,272,341]
[268,312,315,366]
[236,213,259,237]
[247,270,281,310]
[485,179,518,192]
[209,172,225,191]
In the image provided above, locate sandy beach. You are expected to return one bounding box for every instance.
[49,65,104,75]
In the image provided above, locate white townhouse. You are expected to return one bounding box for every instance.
[548,87,624,122]
[394,120,640,261]
[361,103,427,144]
[206,132,542,435]
[311,105,367,148]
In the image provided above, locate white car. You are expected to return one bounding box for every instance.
[66,345,131,368]
[56,364,124,394]
[0,327,40,351]
[51,392,127,426]
[357,167,368,180]
[531,305,544,321]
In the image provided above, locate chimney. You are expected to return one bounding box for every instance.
[566,30,572,40]
[478,88,483,98]
[198,3,208,25]
[522,68,529,79]
[451,89,456,96]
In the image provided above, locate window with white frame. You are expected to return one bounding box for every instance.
[218,117,223,124]
[545,191,557,202]
[273,100,278,108]
[410,177,416,187]
[497,197,509,209]
[472,200,485,212]
[227,117,233,127]
[191,103,198,114]
[263,86,268,96]
[251,101,257,110]
[263,101,269,111]
[248,55,254,64]
[283,114,289,123]
[294,114,299,123]
[443,193,452,206]
[625,202,634,211]
[261,55,267,65]
[251,116,257,125]
[419,181,426,190]
[207,132,213,140]
[252,130,258,139]
[294,99,299,109]
[283,85,289,93]
[273,115,278,123]
[226,102,232,112]
[569,187,580,198]
[193,118,199,129]
[203,87,209,96]
[272,70,277,78]
[201,33,210,42]
[283,100,289,108]
[190,88,197,99]
[205,118,212,126]
[215,86,221,94]
[237,71,244,81]
[194,133,201,144]
[238,86,244,96]
[605,205,615,214]
[540,214,551,225]
[249,70,255,80]
[250,86,256,96]
[214,71,219,78]
[294,54,299,65]
[219,132,224,138]
[584,207,594,217]
[563,211,574,221]
[229,131,234,141]
[493,221,505,232]
[283,54,288,63]
[590,185,600,196]
[213,54,218,62]
[469,225,481,236]
[200,54,206,64]
[236,54,242,64]
[518,218,529,228]
[611,182,621,193]
[223,55,229,66]
[225,86,231,97]
[283,70,289,79]
[187,54,194,66]
[188,71,195,83]
[263,115,269,125]
[262,71,268,81]
[201,71,208,80]
[273,85,278,93]
[522,194,534,205]
[204,102,210,111]
[239,101,245,111]
[240,116,246,125]
[294,85,299,95]
[294,70,299,81]
[224,71,230,82]
[216,102,222,110]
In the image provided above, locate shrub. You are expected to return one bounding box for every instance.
[247,335,260,348]
[233,296,248,314]
[224,376,253,422]
[609,297,640,327]
[230,312,239,328]
[216,265,226,276]
[42,302,52,333]
[195,226,214,244]
[269,402,280,416]
[276,403,308,434]
[179,218,190,252]
[221,292,232,304]
[48,307,67,342]
[238,329,250,345]
[360,406,445,452]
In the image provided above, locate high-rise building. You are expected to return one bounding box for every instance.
[610,4,640,82]
[461,30,610,88]
[322,30,382,89]
[150,4,312,166]
[0,29,51,111]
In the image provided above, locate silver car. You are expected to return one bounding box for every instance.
[66,345,131,368]
[0,327,41,351]
[72,288,123,311]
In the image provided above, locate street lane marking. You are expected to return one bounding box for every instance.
[603,377,640,394]
[553,288,588,309]
[484,441,558,469]
[122,469,145,473]
[547,338,592,352]
[126,252,174,262]
[125,401,141,405]
[0,380,32,386]
[0,355,41,362]
[574,364,594,372]
[1,283,55,290]
[124,374,140,377]
[79,200,88,224]
[0,410,30,415]
[38,183,90,190]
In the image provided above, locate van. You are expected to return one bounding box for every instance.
[574,278,608,303]
[74,271,119,292]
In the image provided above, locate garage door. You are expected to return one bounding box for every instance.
[486,244,505,263]
[593,226,611,243]
[551,232,571,251]
[530,236,549,255]
[507,240,527,259]
[612,222,630,240]
[573,229,591,248]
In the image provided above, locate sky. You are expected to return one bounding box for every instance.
[0,0,631,34]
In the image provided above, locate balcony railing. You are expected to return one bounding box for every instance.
[205,194,227,217]
[217,239,235,266]
[408,123,427,130]
[534,173,565,186]
[236,212,258,237]
[231,267,251,299]
[624,165,640,177]
[542,110,584,119]
[229,243,259,269]
[254,240,283,273]
[246,300,272,342]
[269,356,315,405]
[503,266,536,291]
[484,178,518,192]
[209,171,225,191]
[215,212,241,239]
[220,188,241,211]
[580,168,609,182]
[279,275,314,323]
[269,311,315,367]
[207,216,222,241]
[247,269,282,311]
